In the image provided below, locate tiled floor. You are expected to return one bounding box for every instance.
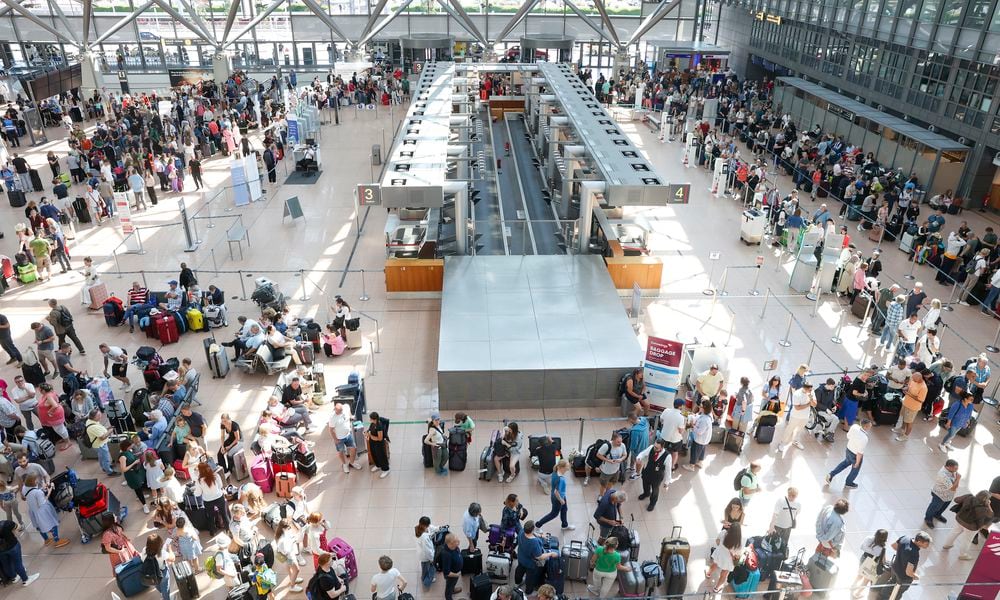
[0,90,997,600]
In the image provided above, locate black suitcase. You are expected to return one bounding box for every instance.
[422,441,434,468]
[29,169,43,192]
[957,414,978,437]
[173,563,200,600]
[756,424,775,443]
[73,197,92,223]
[462,548,483,575]
[873,392,902,426]
[724,429,745,454]
[470,573,492,600]
[8,189,26,207]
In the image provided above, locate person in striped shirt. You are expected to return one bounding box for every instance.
[122,282,153,332]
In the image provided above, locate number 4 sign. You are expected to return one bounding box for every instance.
[666,183,691,204]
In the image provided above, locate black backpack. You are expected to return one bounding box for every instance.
[733,467,750,492]
[618,372,632,397]
[586,440,609,470]
[432,525,450,572]
[140,555,163,586]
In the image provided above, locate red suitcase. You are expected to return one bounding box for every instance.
[155,314,179,344]
[76,483,109,518]
[958,531,1000,599]
[273,461,296,475]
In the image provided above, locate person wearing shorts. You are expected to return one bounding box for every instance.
[328,403,360,473]
[594,434,627,498]
[894,372,927,442]
[100,343,132,392]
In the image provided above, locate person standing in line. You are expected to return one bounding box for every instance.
[85,408,119,477]
[889,532,932,596]
[705,523,742,594]
[815,499,850,558]
[0,519,39,586]
[942,491,994,559]
[142,533,175,600]
[939,392,976,451]
[594,434,627,499]
[30,322,57,377]
[768,487,800,548]
[738,462,762,506]
[100,513,138,575]
[414,516,439,590]
[515,521,557,596]
[923,459,961,529]
[328,404,360,474]
[683,400,713,471]
[729,377,755,433]
[894,371,927,442]
[959,248,989,306]
[635,438,671,511]
[370,555,407,600]
[366,411,390,478]
[535,459,574,530]
[587,537,631,598]
[851,529,889,598]
[657,398,687,473]
[440,533,464,600]
[23,474,68,548]
[119,438,151,514]
[0,313,22,366]
[28,232,52,281]
[896,313,924,361]
[777,381,816,453]
[423,414,447,476]
[624,414,649,479]
[826,418,872,489]
[878,296,905,354]
[307,553,348,599]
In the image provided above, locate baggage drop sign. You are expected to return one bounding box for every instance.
[643,336,684,412]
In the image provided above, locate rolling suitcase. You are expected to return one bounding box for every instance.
[173,560,200,600]
[115,556,149,597]
[353,422,367,456]
[326,537,358,580]
[873,392,902,426]
[462,548,483,575]
[422,441,434,469]
[88,282,109,309]
[723,429,745,454]
[470,573,492,600]
[295,449,317,477]
[485,551,512,583]
[185,307,204,332]
[805,552,838,598]
[665,552,687,596]
[21,361,45,386]
[618,560,643,597]
[8,189,26,208]
[659,526,691,571]
[250,454,274,492]
[345,327,362,349]
[232,451,250,481]
[73,197,91,223]
[562,540,590,581]
[29,168,43,192]
[205,338,230,378]
[852,293,870,318]
[154,314,179,344]
[275,472,296,498]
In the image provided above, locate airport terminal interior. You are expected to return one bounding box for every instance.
[1,0,1000,598]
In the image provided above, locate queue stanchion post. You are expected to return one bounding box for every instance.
[298,269,310,301]
[778,312,793,347]
[759,288,771,319]
[831,307,845,344]
[750,258,763,296]
[942,278,958,312]
[807,340,816,364]
[360,269,370,302]
[238,269,248,300]
[986,321,1000,353]
[717,267,730,297]
[903,256,916,280]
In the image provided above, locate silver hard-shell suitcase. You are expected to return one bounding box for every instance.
[561,540,590,582]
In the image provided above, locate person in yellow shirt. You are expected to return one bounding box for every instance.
[895,372,927,442]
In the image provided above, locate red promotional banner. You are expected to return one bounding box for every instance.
[645,336,684,368]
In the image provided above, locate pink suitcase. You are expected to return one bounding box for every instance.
[250,454,274,493]
[324,537,358,580]
[959,531,1000,599]
[89,282,110,309]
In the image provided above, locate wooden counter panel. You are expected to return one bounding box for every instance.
[385,259,445,292]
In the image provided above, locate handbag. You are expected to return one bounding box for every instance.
[815,542,837,558]
[858,555,880,581]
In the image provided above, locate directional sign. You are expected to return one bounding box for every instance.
[357,183,382,206]
[666,183,691,204]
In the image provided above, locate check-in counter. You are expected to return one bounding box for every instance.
[385,258,444,292]
[605,256,663,290]
[489,97,526,120]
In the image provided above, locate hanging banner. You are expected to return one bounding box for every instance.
[231,160,250,207]
[643,336,685,412]
[286,114,300,146]
[113,191,141,253]
[244,155,263,202]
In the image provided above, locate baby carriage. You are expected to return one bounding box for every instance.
[805,407,839,443]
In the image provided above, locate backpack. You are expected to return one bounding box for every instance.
[82,422,100,449]
[25,432,56,460]
[431,525,450,572]
[640,560,663,587]
[307,569,344,600]
[58,306,73,327]
[618,372,632,397]
[205,553,223,579]
[586,440,609,470]
[733,468,750,492]
[140,555,164,586]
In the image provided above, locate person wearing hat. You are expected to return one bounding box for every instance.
[423,413,447,476]
[209,534,241,588]
[777,381,816,454]
[158,280,184,312]
[867,249,883,279]
[959,248,990,306]
[250,551,278,599]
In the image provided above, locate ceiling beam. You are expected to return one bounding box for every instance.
[626,0,681,46]
[0,0,23,18]
[299,0,350,42]
[492,0,540,43]
[436,0,487,47]
[81,0,92,46]
[0,0,78,46]
[562,0,618,46]
[94,0,156,45]
[358,0,390,43]
[48,0,81,45]
[590,0,620,47]
[224,0,285,47]
[220,0,243,45]
[174,0,218,45]
[358,0,416,46]
[152,0,216,45]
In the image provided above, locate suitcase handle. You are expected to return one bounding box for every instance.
[670,525,682,538]
[569,540,583,550]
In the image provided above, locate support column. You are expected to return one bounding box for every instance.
[80,51,105,96]
[212,52,233,83]
[612,49,632,77]
[578,180,605,254]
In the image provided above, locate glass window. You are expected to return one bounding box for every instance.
[965,0,991,28]
[991,6,1000,31]
[940,0,963,24]
[882,0,897,16]
[918,0,940,22]
[876,126,898,166]
[899,0,920,18]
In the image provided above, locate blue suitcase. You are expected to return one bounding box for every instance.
[115,556,150,597]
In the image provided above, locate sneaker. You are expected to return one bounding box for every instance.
[894,435,908,442]
[939,444,947,452]
[891,427,902,434]
[682,464,697,472]
[844,483,859,489]
[506,476,516,483]
[959,301,970,306]
[43,539,53,546]
[924,519,935,529]
[142,505,150,514]
[53,539,70,548]
[583,477,590,486]
[943,544,954,549]
[79,350,86,356]
[289,585,303,593]
[793,441,804,450]
[351,461,362,470]
[629,473,640,480]
[561,525,576,531]
[824,474,832,485]
[371,466,380,472]
[946,443,956,450]
[959,554,974,560]
[342,464,350,473]
[379,470,389,479]
[22,574,39,587]
[587,585,599,595]
[295,577,304,584]
[121,480,129,487]
[5,358,16,365]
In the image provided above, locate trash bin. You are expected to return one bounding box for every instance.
[371,144,381,166]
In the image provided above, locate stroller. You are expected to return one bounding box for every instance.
[806,407,839,442]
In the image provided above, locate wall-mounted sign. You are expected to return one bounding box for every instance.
[827,103,856,121]
[666,183,691,204]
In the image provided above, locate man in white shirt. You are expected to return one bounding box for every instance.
[657,398,687,472]
[370,556,407,600]
[768,487,801,547]
[960,248,990,306]
[7,375,37,429]
[328,403,360,473]
[778,382,816,453]
[886,358,911,392]
[99,343,132,391]
[825,418,872,489]
[936,231,967,284]
[896,313,923,360]
[594,434,628,497]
